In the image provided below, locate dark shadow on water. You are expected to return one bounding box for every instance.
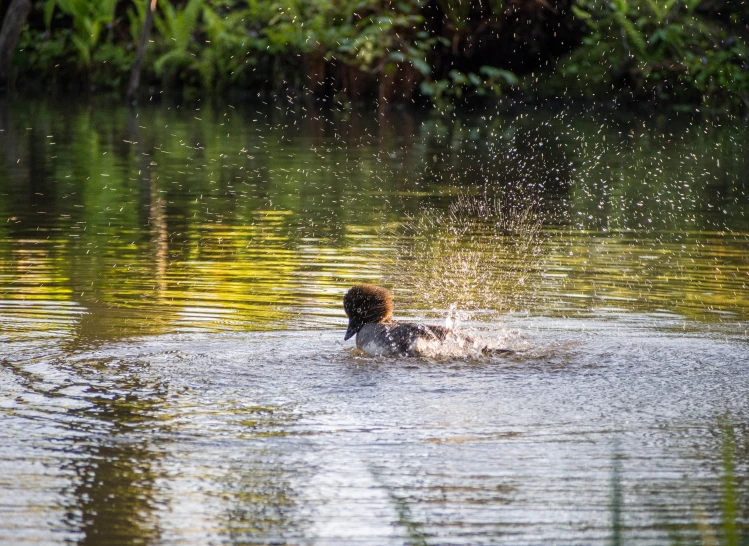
[0,351,170,545]
[610,444,624,546]
[59,361,169,545]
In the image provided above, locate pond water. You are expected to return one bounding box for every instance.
[1,99,747,545]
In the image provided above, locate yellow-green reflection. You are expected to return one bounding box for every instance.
[0,101,747,345]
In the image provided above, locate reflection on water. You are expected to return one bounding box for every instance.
[1,100,747,340]
[0,100,748,544]
[61,369,166,545]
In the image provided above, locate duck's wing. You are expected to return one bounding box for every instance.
[358,323,428,356]
[402,324,516,355]
[414,323,448,340]
[391,323,453,341]
[384,323,428,353]
[411,324,474,343]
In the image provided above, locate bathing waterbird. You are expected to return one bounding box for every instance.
[343,284,513,357]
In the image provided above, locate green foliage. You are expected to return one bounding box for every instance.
[14,27,68,77]
[684,47,749,110]
[126,0,147,44]
[196,5,255,89]
[549,0,749,110]
[421,66,518,109]
[44,0,118,67]
[153,0,203,79]
[11,0,521,103]
[7,0,749,110]
[92,41,136,90]
[338,4,449,97]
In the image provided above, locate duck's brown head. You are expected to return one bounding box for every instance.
[343,284,394,340]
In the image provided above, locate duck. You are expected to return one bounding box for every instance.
[343,284,513,357]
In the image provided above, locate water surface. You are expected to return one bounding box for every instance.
[1,100,747,544]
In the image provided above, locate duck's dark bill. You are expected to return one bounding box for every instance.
[344,325,357,341]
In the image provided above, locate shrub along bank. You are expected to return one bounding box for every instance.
[2,0,748,111]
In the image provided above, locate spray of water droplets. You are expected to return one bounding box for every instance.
[379,193,548,323]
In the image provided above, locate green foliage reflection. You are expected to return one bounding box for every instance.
[0,102,747,344]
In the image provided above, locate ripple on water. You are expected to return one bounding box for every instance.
[2,322,747,544]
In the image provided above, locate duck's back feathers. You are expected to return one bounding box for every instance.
[355,321,504,357]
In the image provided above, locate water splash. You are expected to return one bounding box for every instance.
[381,193,548,321]
[444,302,460,330]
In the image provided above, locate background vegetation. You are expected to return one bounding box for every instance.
[1,0,748,110]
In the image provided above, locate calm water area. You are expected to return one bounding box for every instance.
[1,99,748,544]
